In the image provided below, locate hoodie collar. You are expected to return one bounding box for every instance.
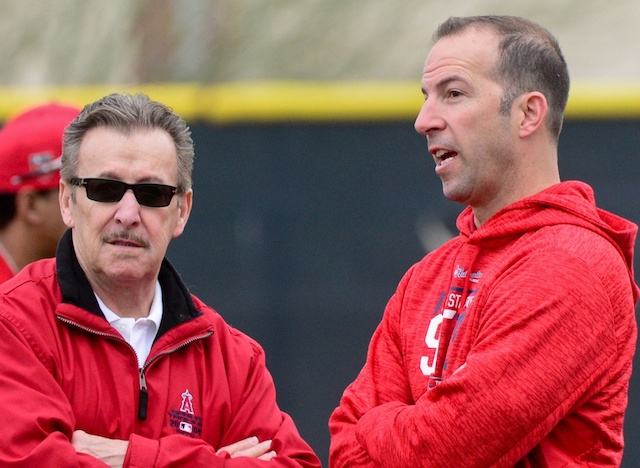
[456,180,638,300]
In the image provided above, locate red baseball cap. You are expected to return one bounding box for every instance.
[0,103,81,193]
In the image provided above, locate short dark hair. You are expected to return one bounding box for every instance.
[0,193,17,229]
[434,15,570,141]
[61,93,194,193]
[0,190,57,230]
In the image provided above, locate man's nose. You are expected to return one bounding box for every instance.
[414,99,445,136]
[114,189,142,226]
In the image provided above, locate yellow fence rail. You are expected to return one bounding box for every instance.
[0,81,639,123]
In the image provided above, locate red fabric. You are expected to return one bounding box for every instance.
[329,181,639,467]
[0,260,320,467]
[0,252,14,283]
[0,103,80,193]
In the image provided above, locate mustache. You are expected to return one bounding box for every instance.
[102,231,150,249]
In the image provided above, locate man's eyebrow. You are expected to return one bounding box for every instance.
[422,75,467,96]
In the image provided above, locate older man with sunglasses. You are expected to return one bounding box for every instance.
[0,93,320,468]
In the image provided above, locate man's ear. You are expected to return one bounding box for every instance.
[517,92,548,138]
[14,188,42,225]
[58,181,75,228]
[172,189,193,239]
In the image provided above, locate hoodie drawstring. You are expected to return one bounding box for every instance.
[428,246,480,390]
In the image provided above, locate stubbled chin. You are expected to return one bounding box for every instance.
[435,156,456,177]
[103,244,148,264]
[102,263,149,283]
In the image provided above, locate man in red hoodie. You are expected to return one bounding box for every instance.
[330,15,638,467]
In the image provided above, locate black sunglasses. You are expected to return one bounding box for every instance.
[70,178,178,207]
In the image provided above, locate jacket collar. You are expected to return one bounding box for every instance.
[55,229,202,338]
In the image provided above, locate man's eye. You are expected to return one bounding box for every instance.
[448,90,463,98]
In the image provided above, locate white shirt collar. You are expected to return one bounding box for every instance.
[96,281,163,367]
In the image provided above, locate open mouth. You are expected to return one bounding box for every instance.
[434,149,458,167]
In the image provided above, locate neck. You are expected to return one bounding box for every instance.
[474,156,560,227]
[91,279,157,319]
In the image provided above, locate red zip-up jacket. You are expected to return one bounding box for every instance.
[0,230,320,467]
[329,181,639,467]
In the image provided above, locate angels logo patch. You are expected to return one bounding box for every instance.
[180,389,195,414]
[168,389,203,437]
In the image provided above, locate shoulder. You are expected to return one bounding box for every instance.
[0,259,61,370]
[191,296,265,362]
[0,258,59,322]
[525,224,632,288]
[0,257,57,293]
[394,235,462,295]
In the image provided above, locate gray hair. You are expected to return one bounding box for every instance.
[61,92,194,192]
[434,16,570,142]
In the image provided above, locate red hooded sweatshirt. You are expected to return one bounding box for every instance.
[329,181,639,467]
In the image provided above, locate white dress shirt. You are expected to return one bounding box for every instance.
[96,281,163,367]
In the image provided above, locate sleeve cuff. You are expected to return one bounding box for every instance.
[124,433,160,468]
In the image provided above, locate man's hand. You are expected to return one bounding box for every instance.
[72,430,128,468]
[216,436,276,460]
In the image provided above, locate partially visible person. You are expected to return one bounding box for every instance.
[329,15,638,467]
[0,93,320,467]
[0,103,80,282]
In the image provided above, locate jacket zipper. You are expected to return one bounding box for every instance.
[138,370,148,420]
[57,316,212,421]
[137,332,213,420]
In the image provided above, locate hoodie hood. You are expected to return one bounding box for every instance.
[457,180,639,301]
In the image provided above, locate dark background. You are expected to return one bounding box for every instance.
[167,119,640,466]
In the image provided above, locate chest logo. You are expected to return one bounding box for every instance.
[180,389,195,415]
[168,388,203,438]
